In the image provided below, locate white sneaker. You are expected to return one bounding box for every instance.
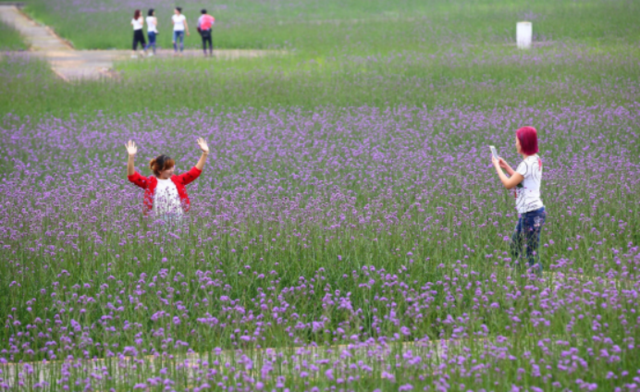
[148,53,154,57]
[131,54,138,59]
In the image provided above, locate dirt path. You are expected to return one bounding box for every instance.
[0,4,282,81]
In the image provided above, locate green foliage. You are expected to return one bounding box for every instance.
[1,43,639,118]
[0,0,637,118]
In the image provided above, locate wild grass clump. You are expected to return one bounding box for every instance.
[0,19,27,51]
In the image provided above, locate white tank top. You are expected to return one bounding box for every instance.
[132,17,143,31]
[154,178,183,216]
[172,14,186,31]
[146,16,157,33]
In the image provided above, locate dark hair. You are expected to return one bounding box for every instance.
[149,155,175,176]
[516,126,539,155]
[201,9,207,14]
[175,7,182,13]
[134,9,141,19]
[147,8,154,16]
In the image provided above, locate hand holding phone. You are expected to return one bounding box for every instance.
[489,145,499,159]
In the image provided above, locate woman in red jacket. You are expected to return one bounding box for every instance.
[125,138,209,220]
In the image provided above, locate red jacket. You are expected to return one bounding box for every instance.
[128,166,202,213]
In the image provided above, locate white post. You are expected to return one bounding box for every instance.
[516,21,532,49]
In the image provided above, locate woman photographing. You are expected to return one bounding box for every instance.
[125,138,209,222]
[491,126,546,274]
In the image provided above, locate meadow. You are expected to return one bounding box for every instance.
[1,0,640,390]
[14,0,640,50]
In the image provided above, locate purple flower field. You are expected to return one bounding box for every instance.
[1,103,639,391]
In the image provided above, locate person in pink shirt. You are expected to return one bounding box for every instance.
[197,9,215,57]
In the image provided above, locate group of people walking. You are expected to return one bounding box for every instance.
[125,126,548,276]
[131,7,215,58]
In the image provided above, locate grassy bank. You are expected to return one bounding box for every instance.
[16,0,640,51]
[2,43,640,118]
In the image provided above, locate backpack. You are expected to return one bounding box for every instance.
[200,15,214,30]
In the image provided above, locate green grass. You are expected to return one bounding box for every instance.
[0,0,636,118]
[0,17,28,51]
[1,42,639,118]
[17,0,640,51]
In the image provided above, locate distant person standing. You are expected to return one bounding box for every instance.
[172,7,190,55]
[131,9,146,58]
[491,126,546,275]
[197,9,215,57]
[145,9,158,56]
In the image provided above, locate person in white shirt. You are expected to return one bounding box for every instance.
[131,9,146,58]
[171,7,190,55]
[145,9,158,56]
[491,126,546,275]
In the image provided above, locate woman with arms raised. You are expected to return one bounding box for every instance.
[125,138,209,221]
[491,126,546,275]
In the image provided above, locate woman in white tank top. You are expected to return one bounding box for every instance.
[491,126,546,275]
[171,7,190,55]
[145,9,158,55]
[131,9,146,58]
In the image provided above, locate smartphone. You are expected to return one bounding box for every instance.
[489,145,499,159]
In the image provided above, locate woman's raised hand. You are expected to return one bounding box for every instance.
[498,157,510,170]
[125,140,138,156]
[125,140,137,176]
[195,138,210,171]
[197,137,209,154]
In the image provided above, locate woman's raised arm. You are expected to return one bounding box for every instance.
[125,140,138,176]
[195,137,209,170]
